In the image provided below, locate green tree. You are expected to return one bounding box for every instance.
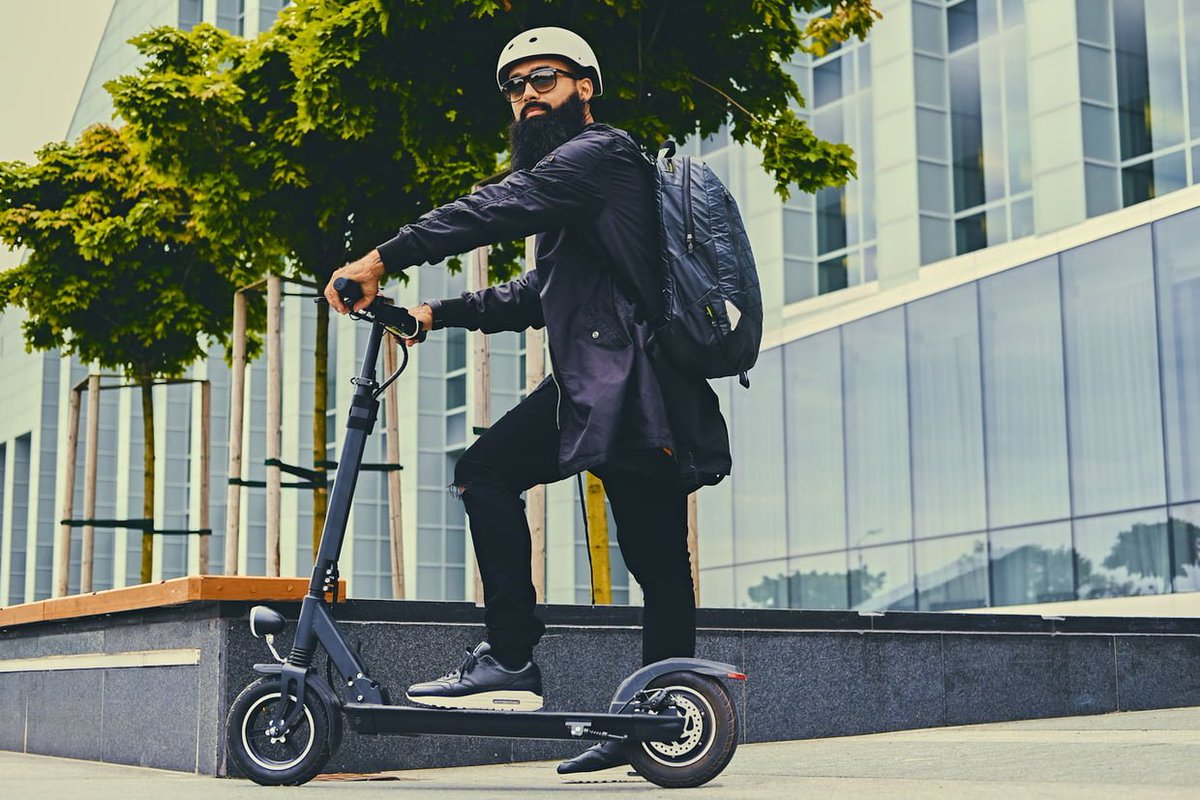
[106,0,879,561]
[0,124,254,584]
[107,19,510,556]
[288,0,879,203]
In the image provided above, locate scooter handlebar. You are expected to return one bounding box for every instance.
[332,277,426,342]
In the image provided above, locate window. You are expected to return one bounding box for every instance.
[160,386,192,580]
[947,0,978,52]
[789,34,874,298]
[784,331,847,556]
[979,258,1070,528]
[916,533,988,610]
[1122,151,1187,206]
[446,328,467,372]
[736,559,789,609]
[990,522,1074,605]
[813,58,844,107]
[949,49,985,213]
[0,443,6,580]
[446,375,466,410]
[8,434,30,605]
[1168,504,1200,592]
[816,186,847,255]
[788,552,849,609]
[1107,0,1191,210]
[731,349,787,564]
[843,309,912,546]
[850,541,915,611]
[930,0,1031,260]
[1153,208,1200,504]
[259,0,289,33]
[1061,228,1166,515]
[1075,509,1170,598]
[216,0,245,35]
[817,255,848,294]
[179,0,203,31]
[907,286,986,538]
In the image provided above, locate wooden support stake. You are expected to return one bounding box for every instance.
[225,291,248,575]
[584,473,612,604]
[383,334,405,599]
[55,383,82,597]
[470,243,491,606]
[199,380,211,575]
[524,236,546,603]
[266,275,282,577]
[688,492,700,606]
[80,374,100,594]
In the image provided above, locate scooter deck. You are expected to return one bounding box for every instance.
[344,702,686,742]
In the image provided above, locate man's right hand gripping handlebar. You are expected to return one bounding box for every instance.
[329,277,430,345]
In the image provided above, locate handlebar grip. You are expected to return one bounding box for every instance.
[333,277,363,307]
[332,277,427,340]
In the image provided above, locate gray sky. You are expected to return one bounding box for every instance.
[0,0,113,266]
[0,0,113,160]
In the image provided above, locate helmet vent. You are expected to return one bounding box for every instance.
[529,36,538,42]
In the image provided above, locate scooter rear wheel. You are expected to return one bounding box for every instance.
[225,676,335,786]
[627,671,739,789]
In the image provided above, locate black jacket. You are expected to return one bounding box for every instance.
[376,123,731,490]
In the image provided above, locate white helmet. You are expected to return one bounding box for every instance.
[496,27,604,97]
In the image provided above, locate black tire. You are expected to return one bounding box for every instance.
[225,676,335,786]
[627,671,739,789]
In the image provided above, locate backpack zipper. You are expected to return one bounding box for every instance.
[682,156,695,253]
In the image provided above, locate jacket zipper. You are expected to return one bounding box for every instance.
[682,156,695,253]
[552,373,562,430]
[548,349,563,430]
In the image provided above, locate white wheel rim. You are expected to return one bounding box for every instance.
[241,691,316,772]
[640,685,717,768]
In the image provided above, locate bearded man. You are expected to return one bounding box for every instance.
[324,27,730,775]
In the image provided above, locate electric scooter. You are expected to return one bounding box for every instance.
[223,278,746,789]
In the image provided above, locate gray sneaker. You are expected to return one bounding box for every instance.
[406,642,543,711]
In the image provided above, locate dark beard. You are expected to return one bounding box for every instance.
[508,93,588,171]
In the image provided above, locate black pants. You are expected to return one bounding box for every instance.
[452,378,696,668]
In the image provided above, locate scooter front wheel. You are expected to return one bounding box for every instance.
[627,671,739,789]
[225,676,335,786]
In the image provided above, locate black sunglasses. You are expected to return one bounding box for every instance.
[499,67,581,103]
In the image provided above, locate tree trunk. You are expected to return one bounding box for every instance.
[312,298,329,559]
[140,377,155,584]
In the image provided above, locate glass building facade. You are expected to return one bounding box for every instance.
[699,204,1200,610]
[1080,0,1200,214]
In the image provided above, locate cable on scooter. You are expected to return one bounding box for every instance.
[371,329,409,399]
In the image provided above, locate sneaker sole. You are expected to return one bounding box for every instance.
[405,690,544,712]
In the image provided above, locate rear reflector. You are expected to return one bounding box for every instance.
[726,672,747,680]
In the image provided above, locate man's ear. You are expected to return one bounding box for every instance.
[577,76,594,103]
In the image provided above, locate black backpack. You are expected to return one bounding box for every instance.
[645,141,762,388]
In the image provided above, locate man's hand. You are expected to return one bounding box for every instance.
[325,250,386,313]
[404,304,434,347]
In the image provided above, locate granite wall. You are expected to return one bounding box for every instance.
[2,601,1198,775]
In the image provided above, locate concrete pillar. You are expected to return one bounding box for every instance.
[1027,0,1087,233]
[871,0,924,287]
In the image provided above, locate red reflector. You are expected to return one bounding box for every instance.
[726,672,747,681]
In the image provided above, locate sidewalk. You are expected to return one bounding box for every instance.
[2,706,1197,799]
